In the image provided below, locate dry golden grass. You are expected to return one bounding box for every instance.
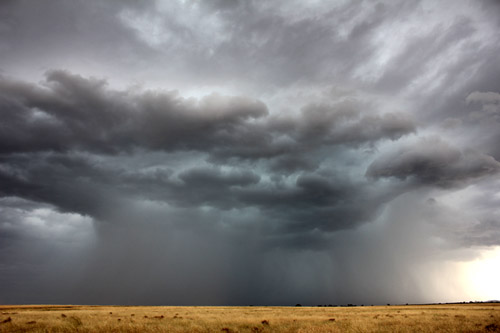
[0,303,499,332]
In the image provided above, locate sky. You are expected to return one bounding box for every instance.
[0,0,500,306]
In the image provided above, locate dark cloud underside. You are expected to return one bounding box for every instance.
[1,0,500,305]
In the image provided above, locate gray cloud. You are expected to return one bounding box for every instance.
[467,91,500,121]
[366,137,500,187]
[1,0,500,306]
[0,71,415,159]
[0,70,268,154]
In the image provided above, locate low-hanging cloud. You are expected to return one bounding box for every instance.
[1,0,500,306]
[366,137,500,188]
[0,71,416,159]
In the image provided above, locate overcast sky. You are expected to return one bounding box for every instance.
[1,0,500,306]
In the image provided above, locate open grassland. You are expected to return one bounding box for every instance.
[1,303,499,332]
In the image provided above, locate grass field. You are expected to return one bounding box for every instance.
[1,303,499,332]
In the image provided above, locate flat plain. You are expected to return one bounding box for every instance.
[1,303,499,332]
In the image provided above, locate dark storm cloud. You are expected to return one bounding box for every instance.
[0,153,123,219]
[0,69,419,244]
[0,71,415,159]
[269,155,317,174]
[179,167,260,188]
[292,102,416,146]
[366,137,500,187]
[1,0,500,306]
[0,70,268,155]
[234,172,399,235]
[0,148,394,239]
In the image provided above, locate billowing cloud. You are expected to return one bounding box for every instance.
[0,71,416,158]
[1,0,500,306]
[366,137,500,187]
[0,71,268,155]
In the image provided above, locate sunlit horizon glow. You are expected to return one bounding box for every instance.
[460,246,500,302]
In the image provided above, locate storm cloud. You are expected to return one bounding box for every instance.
[366,137,500,188]
[1,0,500,305]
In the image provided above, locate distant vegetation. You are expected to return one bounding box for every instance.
[1,303,499,332]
